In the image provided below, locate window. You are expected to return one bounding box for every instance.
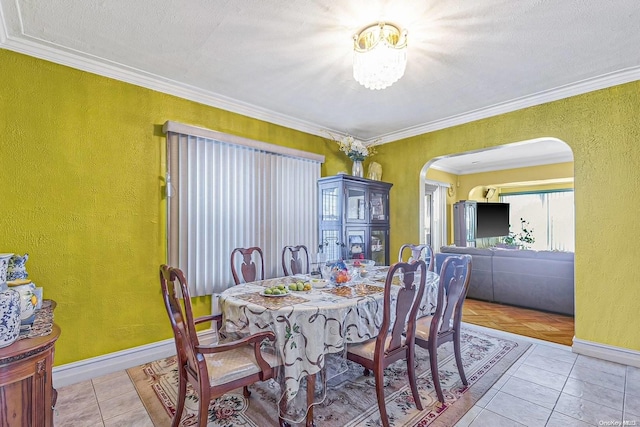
[165,121,324,296]
[422,181,448,252]
[500,190,574,251]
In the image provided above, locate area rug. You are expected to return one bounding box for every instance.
[128,327,529,427]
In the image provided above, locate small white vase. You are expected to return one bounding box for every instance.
[351,160,364,177]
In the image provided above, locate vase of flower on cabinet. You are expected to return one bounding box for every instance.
[0,253,21,348]
[352,160,364,177]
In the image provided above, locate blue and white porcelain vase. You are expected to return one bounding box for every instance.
[0,253,21,348]
[13,282,37,323]
[4,254,37,323]
[7,253,29,281]
[0,288,21,348]
[0,253,12,288]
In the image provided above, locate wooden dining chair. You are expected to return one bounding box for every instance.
[160,265,278,427]
[414,254,472,404]
[230,246,265,285]
[345,260,427,427]
[398,243,435,272]
[281,245,310,276]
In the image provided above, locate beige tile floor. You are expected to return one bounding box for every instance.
[54,324,640,427]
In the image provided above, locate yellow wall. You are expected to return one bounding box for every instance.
[377,81,640,350]
[0,49,348,364]
[2,48,640,363]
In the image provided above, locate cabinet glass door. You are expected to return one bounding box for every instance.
[320,226,343,262]
[346,187,366,222]
[369,190,388,222]
[321,185,341,222]
[345,228,367,260]
[370,228,387,265]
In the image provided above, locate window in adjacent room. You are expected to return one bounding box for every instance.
[422,181,448,252]
[500,190,574,251]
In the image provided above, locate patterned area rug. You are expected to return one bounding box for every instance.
[128,326,529,427]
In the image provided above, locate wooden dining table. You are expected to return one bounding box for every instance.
[218,267,439,426]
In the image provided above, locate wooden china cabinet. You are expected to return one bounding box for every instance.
[0,302,60,427]
[317,175,392,265]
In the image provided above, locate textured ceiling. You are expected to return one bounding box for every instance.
[1,0,638,164]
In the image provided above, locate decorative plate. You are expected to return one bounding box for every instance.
[261,290,290,297]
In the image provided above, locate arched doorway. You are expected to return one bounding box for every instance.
[419,137,576,345]
[420,137,573,251]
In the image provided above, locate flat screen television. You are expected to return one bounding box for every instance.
[475,202,510,238]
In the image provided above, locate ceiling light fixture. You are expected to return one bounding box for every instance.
[353,22,408,90]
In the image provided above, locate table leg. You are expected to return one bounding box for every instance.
[278,373,317,427]
[279,392,289,427]
[306,373,316,427]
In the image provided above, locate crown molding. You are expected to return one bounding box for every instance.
[0,2,9,44]
[431,153,574,175]
[2,30,640,144]
[369,66,640,145]
[0,33,336,140]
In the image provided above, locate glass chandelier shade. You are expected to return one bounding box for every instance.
[353,22,408,90]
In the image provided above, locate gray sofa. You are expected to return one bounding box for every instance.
[438,246,575,316]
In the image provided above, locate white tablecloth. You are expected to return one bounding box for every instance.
[218,269,439,423]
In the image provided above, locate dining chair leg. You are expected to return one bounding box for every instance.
[243,385,251,397]
[172,369,187,427]
[429,343,445,404]
[197,387,210,427]
[453,330,468,385]
[407,347,423,411]
[373,365,390,427]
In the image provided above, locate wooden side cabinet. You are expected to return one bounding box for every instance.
[0,314,60,427]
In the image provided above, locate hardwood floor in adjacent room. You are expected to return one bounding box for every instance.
[462,298,575,346]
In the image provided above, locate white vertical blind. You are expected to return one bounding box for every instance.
[165,122,323,296]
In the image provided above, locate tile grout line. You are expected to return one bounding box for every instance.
[544,348,577,426]
[91,378,107,426]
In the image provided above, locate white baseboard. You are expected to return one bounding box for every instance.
[572,338,640,368]
[52,330,639,389]
[52,329,217,388]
